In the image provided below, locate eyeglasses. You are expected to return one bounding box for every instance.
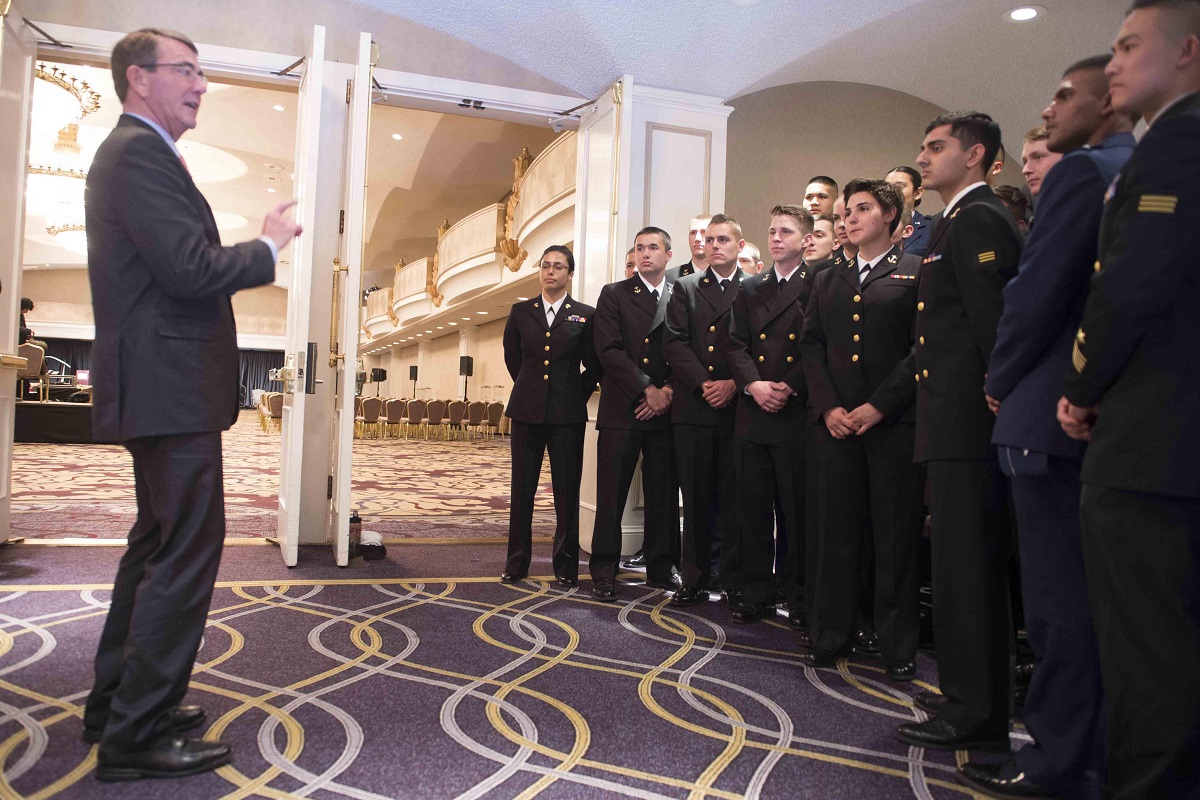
[138,62,208,83]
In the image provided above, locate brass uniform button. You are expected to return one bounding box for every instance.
[643,358,650,364]
[853,295,861,303]
[919,336,925,345]
[545,331,551,338]
[1094,260,1101,273]
[852,354,859,362]
[707,366,714,373]
[915,373,920,382]
[707,345,714,352]
[853,334,860,342]
[759,333,767,340]
[787,356,794,363]
[757,355,765,362]
[917,301,925,311]
[543,374,549,380]
[922,369,929,378]
[644,337,650,344]
[544,345,550,352]
[853,314,860,322]
[709,325,716,332]
[789,333,796,340]
[543,360,549,366]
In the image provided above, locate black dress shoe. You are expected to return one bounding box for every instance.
[896,718,1009,751]
[731,602,775,623]
[96,736,232,781]
[854,627,881,654]
[707,572,722,593]
[802,646,851,668]
[725,588,747,608]
[620,550,647,570]
[670,586,704,607]
[787,609,808,632]
[554,574,578,588]
[887,659,917,682]
[83,706,206,745]
[499,573,522,585]
[591,579,617,602]
[957,760,1054,799]
[646,571,682,591]
[914,690,947,713]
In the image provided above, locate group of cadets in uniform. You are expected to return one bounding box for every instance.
[500,1,1200,797]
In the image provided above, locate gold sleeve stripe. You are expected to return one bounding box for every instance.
[1138,195,1178,213]
[977,251,997,263]
[1072,339,1087,373]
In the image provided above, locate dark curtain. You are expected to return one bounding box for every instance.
[239,349,285,407]
[40,338,93,374]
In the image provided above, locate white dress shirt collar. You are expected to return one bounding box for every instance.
[542,293,565,324]
[942,181,988,218]
[856,249,890,275]
[638,273,666,295]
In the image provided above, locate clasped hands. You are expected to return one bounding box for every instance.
[635,384,673,421]
[824,403,884,438]
[748,380,794,413]
[986,387,1098,442]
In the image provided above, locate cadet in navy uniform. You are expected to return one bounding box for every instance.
[1059,3,1200,796]
[590,226,680,601]
[800,179,924,680]
[958,56,1136,800]
[896,112,1022,752]
[664,214,747,606]
[726,204,814,623]
[885,166,932,257]
[500,245,601,587]
[665,214,711,282]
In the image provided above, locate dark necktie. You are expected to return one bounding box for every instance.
[651,289,659,303]
[859,264,871,286]
[778,277,787,289]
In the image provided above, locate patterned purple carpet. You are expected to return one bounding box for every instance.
[0,542,1017,799]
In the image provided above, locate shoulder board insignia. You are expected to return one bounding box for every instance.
[922,254,943,265]
[533,302,540,308]
[977,251,997,263]
[799,271,806,279]
[703,277,710,283]
[950,208,961,218]
[887,254,899,264]
[888,274,916,280]
[1138,194,1177,214]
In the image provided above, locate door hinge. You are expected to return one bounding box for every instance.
[346,79,352,104]
[327,474,334,499]
[339,210,345,234]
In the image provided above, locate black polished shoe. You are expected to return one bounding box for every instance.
[854,627,880,654]
[646,571,682,591]
[896,718,1009,751]
[802,646,851,668]
[725,588,747,608]
[96,736,232,781]
[787,609,808,632]
[731,602,775,623]
[957,760,1054,799]
[83,706,206,745]
[887,659,917,682]
[499,573,522,585]
[670,586,703,607]
[620,549,647,570]
[914,690,947,714]
[591,578,617,603]
[554,574,578,589]
[707,572,722,593]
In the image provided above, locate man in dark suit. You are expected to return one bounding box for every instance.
[81,29,301,781]
[590,226,680,601]
[959,56,1136,800]
[800,179,925,681]
[500,245,600,588]
[726,204,814,624]
[885,166,932,257]
[1059,4,1200,795]
[664,214,711,282]
[896,112,1022,752]
[664,214,746,606]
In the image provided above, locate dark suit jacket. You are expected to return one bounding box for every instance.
[85,115,274,442]
[664,267,745,426]
[801,246,921,424]
[727,266,810,444]
[503,295,600,424]
[913,185,1021,461]
[987,133,1135,459]
[593,276,674,430]
[665,261,698,282]
[903,209,932,257]
[1064,93,1200,498]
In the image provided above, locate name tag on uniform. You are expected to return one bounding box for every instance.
[921,254,942,265]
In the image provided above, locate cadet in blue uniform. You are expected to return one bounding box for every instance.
[896,112,1022,752]
[885,166,932,257]
[800,179,924,680]
[959,55,1137,800]
[1059,3,1200,796]
[500,246,601,587]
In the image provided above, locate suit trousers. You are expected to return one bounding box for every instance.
[674,423,738,590]
[735,438,805,606]
[505,420,585,579]
[1004,454,1104,799]
[810,422,923,663]
[84,432,226,752]
[1080,485,1200,800]
[590,428,679,584]
[926,457,1014,736]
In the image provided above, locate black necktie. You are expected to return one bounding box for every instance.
[719,280,727,292]
[651,289,659,302]
[778,278,787,289]
[859,264,871,285]
[549,306,555,317]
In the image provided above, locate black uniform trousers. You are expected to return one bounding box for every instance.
[926,457,1014,736]
[735,438,804,607]
[590,428,678,584]
[1080,485,1200,800]
[674,423,738,590]
[505,420,585,579]
[810,422,923,663]
[84,431,226,751]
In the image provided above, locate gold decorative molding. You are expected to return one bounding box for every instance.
[36,63,101,118]
[385,287,398,326]
[29,164,87,180]
[499,147,532,272]
[428,221,448,307]
[392,257,407,275]
[46,223,85,237]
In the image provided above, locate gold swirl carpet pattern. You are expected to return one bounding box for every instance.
[11,416,553,540]
[0,566,996,799]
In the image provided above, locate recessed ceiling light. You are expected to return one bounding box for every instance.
[436,326,444,329]
[416,333,423,337]
[462,317,472,321]
[516,296,529,301]
[425,330,433,333]
[272,104,285,112]
[266,187,276,193]
[1005,5,1044,21]
[448,322,458,326]
[476,311,488,315]
[391,133,403,140]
